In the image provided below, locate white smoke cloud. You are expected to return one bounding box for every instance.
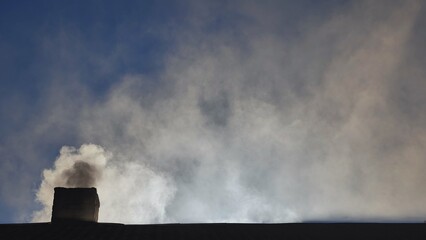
[32,144,176,223]
[28,0,426,223]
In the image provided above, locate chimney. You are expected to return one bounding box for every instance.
[51,187,100,223]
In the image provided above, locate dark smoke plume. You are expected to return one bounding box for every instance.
[63,161,99,187]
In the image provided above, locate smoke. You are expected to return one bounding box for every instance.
[32,145,103,221]
[29,0,426,223]
[63,161,98,187]
[32,144,176,222]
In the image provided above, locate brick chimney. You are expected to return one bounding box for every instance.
[51,187,100,223]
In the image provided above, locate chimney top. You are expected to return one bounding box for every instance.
[51,187,100,223]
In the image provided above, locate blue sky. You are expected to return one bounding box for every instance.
[1,0,426,224]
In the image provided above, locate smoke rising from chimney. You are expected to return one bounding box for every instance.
[63,161,98,188]
[29,1,426,223]
[32,145,106,221]
[33,144,176,223]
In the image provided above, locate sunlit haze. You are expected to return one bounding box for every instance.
[1,0,426,224]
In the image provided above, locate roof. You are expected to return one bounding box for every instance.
[1,223,426,240]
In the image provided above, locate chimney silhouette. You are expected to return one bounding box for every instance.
[51,187,100,223]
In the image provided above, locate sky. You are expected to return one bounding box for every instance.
[1,0,426,224]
